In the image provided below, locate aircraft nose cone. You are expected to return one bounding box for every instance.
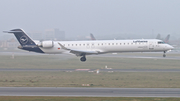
[168,45,174,50]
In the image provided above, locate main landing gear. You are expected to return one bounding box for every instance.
[163,51,166,57]
[80,56,86,62]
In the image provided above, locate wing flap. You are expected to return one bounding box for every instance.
[70,49,98,56]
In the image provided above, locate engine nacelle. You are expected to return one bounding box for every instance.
[37,41,54,48]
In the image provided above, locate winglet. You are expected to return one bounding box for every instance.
[58,43,70,50]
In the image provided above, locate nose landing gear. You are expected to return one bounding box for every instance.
[163,51,166,57]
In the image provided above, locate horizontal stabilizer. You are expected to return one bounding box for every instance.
[3,31,23,33]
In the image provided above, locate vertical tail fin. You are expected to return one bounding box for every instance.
[156,33,161,39]
[3,29,36,46]
[3,29,44,53]
[90,33,96,40]
[164,34,170,43]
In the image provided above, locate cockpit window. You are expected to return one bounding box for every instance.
[158,41,165,44]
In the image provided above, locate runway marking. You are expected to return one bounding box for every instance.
[0,87,180,97]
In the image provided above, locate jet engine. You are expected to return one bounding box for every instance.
[37,41,54,48]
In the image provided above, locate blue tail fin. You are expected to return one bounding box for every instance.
[4,29,36,46]
[3,29,44,53]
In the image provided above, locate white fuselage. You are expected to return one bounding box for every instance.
[5,29,174,62]
[36,39,173,54]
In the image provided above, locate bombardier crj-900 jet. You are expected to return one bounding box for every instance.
[4,29,174,62]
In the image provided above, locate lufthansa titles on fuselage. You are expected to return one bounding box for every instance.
[133,40,148,43]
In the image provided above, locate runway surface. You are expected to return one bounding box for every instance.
[1,68,180,72]
[0,87,180,97]
[1,51,180,60]
[97,54,180,60]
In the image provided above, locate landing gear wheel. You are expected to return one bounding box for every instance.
[80,57,86,62]
[163,54,166,57]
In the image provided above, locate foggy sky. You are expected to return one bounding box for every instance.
[0,0,180,39]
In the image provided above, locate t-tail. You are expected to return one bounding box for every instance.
[3,29,44,53]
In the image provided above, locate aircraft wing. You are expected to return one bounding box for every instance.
[70,49,98,56]
[58,43,99,56]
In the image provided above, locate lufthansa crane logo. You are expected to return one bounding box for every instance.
[20,36,28,44]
